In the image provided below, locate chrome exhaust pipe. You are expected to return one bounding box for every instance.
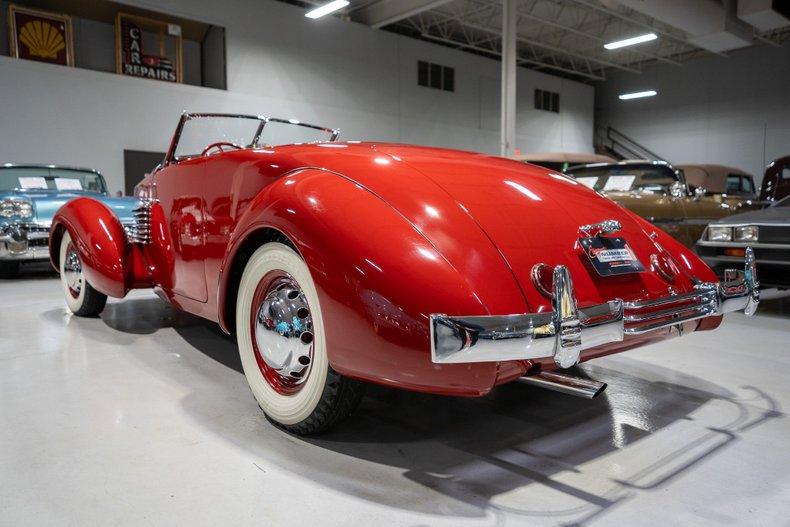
[517,371,607,399]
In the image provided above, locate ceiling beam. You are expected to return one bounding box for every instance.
[420,33,605,80]
[353,0,455,29]
[457,19,642,73]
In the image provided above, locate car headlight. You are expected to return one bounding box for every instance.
[0,199,34,218]
[0,200,14,218]
[734,225,758,242]
[708,226,732,242]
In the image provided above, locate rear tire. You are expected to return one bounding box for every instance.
[236,242,364,435]
[59,231,107,317]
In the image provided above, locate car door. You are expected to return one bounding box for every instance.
[152,157,208,302]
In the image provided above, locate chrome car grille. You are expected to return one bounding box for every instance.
[125,199,153,244]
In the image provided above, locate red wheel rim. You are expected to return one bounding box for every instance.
[63,241,83,299]
[249,270,315,395]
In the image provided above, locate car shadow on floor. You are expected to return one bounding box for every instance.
[98,296,784,522]
[0,261,58,280]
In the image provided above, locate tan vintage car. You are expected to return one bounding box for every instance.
[566,160,760,248]
[676,164,760,210]
[512,152,616,172]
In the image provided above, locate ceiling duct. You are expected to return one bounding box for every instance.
[615,0,753,52]
[737,0,790,31]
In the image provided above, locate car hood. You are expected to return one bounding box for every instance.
[317,144,701,311]
[0,190,139,224]
[710,203,790,224]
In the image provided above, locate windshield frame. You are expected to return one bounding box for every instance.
[566,162,684,195]
[164,113,341,165]
[0,165,108,195]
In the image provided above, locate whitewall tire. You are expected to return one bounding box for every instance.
[236,241,364,434]
[59,231,107,317]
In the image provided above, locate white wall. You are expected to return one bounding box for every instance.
[0,0,593,193]
[596,41,790,184]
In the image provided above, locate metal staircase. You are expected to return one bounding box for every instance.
[595,126,665,162]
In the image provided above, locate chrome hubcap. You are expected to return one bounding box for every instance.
[254,277,314,388]
[63,243,83,299]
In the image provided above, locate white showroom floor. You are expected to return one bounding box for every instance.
[1,268,789,526]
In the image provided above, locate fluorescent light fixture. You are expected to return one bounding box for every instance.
[619,90,657,100]
[604,33,657,50]
[305,0,349,19]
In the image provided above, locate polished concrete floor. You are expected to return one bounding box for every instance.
[2,268,789,526]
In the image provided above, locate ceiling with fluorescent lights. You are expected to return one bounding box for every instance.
[280,0,790,82]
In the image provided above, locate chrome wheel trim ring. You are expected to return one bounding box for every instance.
[63,242,83,299]
[252,274,314,394]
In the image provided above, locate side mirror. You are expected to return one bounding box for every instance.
[669,181,686,199]
[693,187,706,201]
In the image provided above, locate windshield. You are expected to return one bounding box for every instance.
[0,167,107,194]
[566,164,680,194]
[172,114,339,161]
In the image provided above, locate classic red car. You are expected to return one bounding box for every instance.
[50,113,760,435]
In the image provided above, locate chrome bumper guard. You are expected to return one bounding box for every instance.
[0,223,50,261]
[431,248,759,368]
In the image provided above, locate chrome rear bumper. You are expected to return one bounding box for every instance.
[430,248,759,368]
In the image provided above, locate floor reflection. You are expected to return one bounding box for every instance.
[97,296,785,522]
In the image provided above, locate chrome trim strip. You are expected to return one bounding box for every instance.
[649,217,722,226]
[697,241,789,249]
[701,255,790,266]
[430,248,759,367]
[706,222,790,228]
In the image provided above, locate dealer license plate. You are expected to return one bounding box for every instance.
[579,236,644,276]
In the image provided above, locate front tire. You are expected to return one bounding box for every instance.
[59,231,107,317]
[236,242,364,435]
[0,261,20,277]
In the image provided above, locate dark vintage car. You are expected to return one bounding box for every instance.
[759,155,790,203]
[696,195,790,289]
[0,164,138,275]
[566,160,761,248]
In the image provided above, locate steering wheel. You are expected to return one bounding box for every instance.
[201,142,242,156]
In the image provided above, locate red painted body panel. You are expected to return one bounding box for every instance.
[49,198,151,298]
[52,142,726,396]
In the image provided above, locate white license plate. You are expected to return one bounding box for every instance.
[595,248,633,263]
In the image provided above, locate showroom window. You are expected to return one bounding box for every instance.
[535,88,560,113]
[418,60,454,92]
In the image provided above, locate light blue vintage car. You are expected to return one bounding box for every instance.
[0,164,140,275]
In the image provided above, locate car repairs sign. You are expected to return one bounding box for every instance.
[116,13,182,83]
[580,236,645,276]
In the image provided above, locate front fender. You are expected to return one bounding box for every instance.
[218,169,508,396]
[50,197,146,298]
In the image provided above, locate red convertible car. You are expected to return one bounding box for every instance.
[50,113,759,434]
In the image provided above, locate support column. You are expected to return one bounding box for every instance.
[501,0,517,157]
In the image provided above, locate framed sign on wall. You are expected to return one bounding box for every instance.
[8,4,74,67]
[115,12,183,83]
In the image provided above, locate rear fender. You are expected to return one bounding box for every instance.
[50,197,149,298]
[218,169,503,396]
